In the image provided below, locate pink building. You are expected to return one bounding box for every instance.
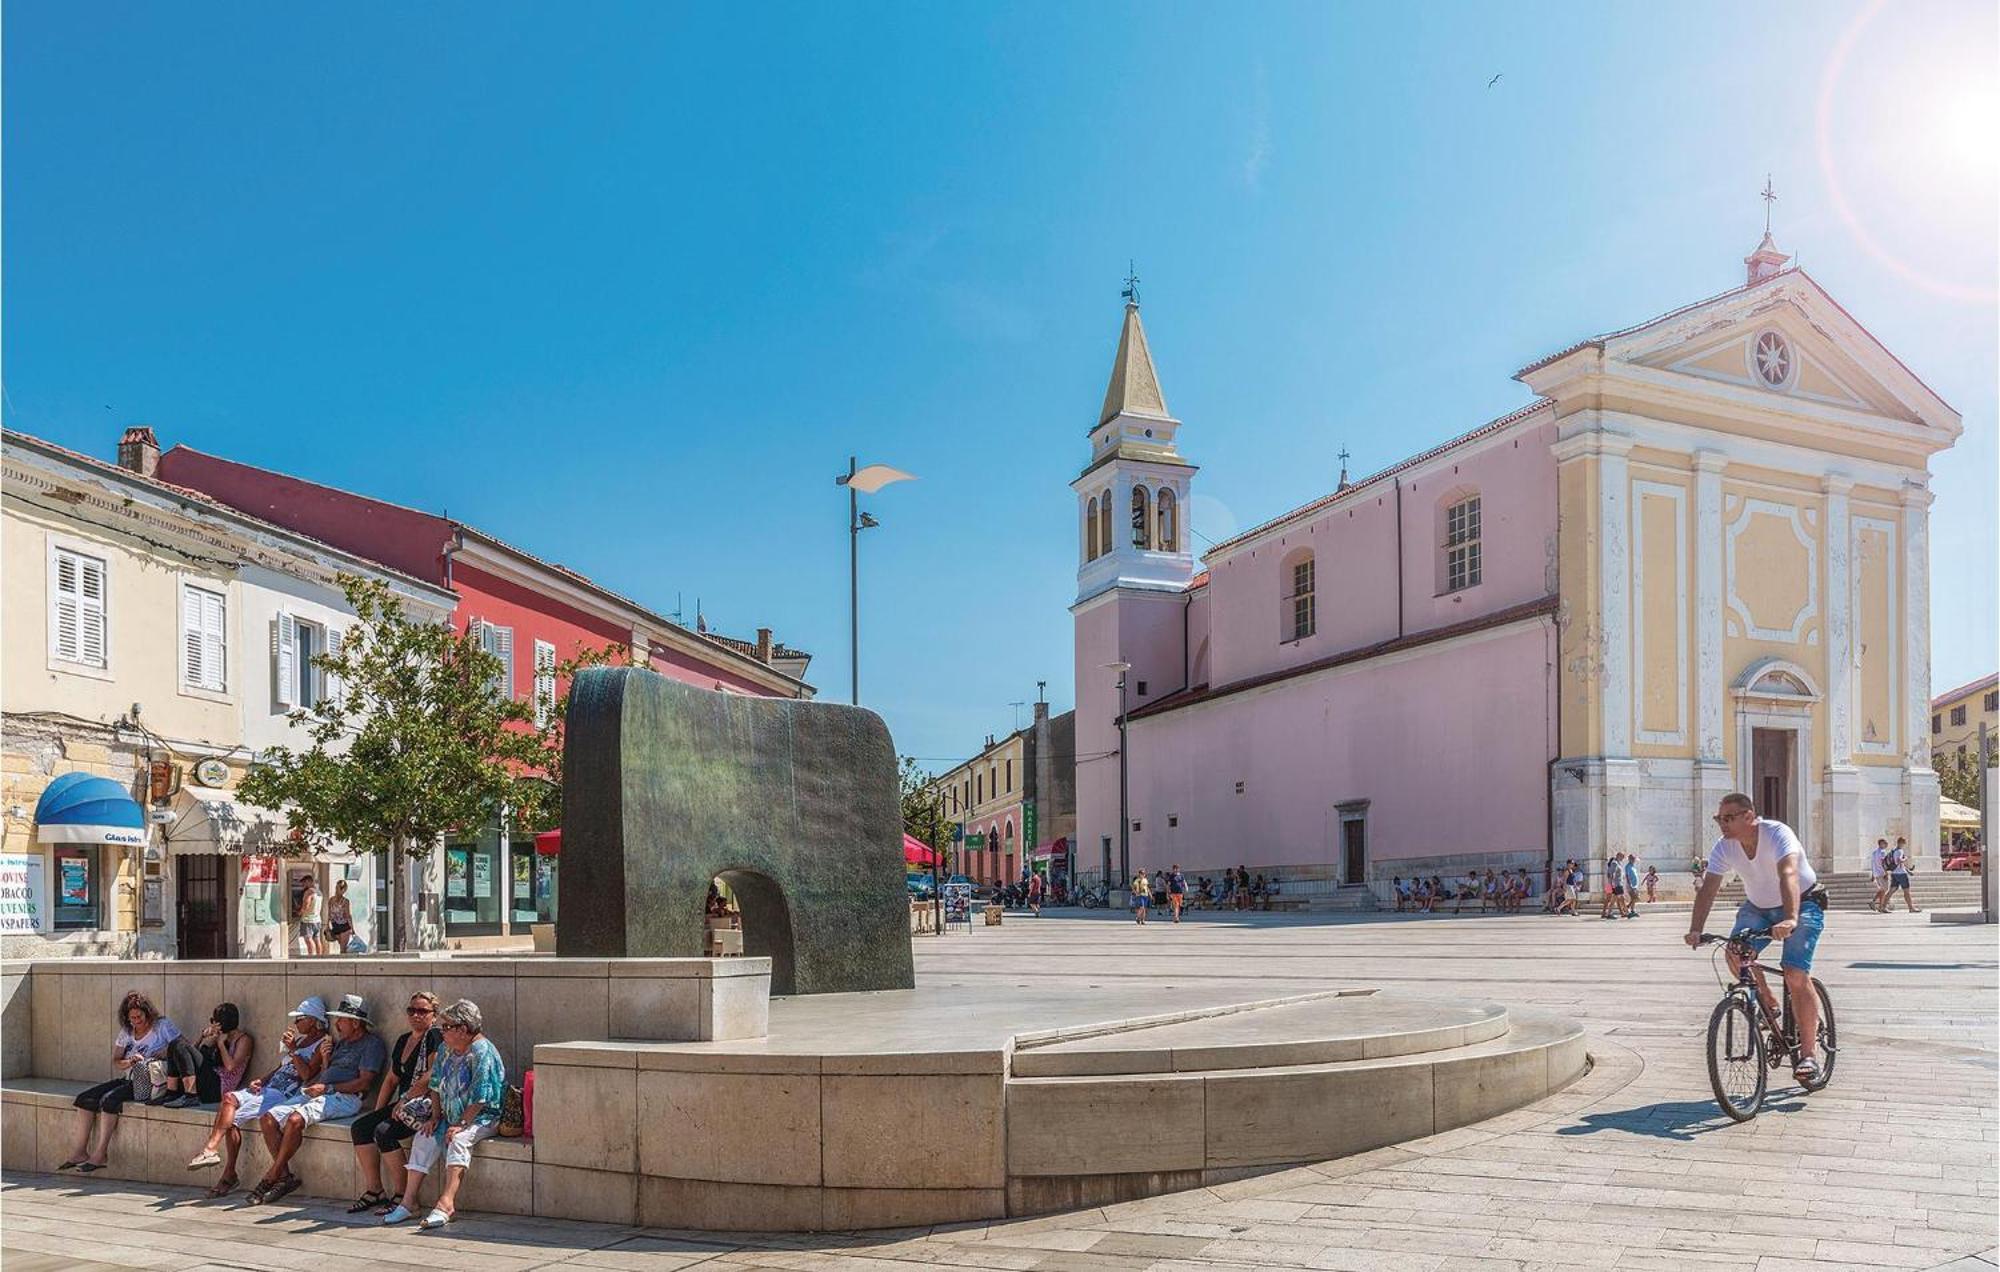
[1073,235,1959,904]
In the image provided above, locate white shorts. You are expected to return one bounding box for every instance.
[408,1121,497,1174]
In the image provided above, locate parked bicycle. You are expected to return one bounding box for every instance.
[1695,925,1837,1121]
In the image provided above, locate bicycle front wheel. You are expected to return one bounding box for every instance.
[1707,993,1767,1121]
[1793,978,1836,1093]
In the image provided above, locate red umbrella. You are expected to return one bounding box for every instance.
[903,834,936,866]
[535,829,562,857]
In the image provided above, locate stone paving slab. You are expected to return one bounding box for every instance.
[4,908,1993,1270]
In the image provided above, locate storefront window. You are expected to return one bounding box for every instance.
[511,851,538,927]
[443,824,503,936]
[53,846,99,930]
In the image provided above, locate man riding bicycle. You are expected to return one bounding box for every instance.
[1684,792,1829,1085]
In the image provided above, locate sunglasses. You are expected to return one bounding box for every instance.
[406,1005,434,1016]
[1712,810,1751,825]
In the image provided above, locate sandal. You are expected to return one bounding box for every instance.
[244,1178,277,1205]
[347,1191,390,1214]
[75,1163,105,1174]
[262,1173,302,1206]
[203,1175,238,1201]
[1794,1056,1822,1085]
[56,1159,86,1172]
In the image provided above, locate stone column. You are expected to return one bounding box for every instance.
[1902,482,1940,863]
[1597,434,1637,859]
[1692,452,1733,847]
[1822,475,1862,870]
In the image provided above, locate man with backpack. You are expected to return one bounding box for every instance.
[1883,837,1921,913]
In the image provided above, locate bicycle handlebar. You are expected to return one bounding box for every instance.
[1695,925,1774,947]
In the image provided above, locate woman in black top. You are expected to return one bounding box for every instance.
[345,991,443,1213]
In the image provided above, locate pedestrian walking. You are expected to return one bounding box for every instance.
[1623,854,1641,917]
[1885,837,1921,913]
[1166,865,1186,922]
[1869,838,1890,911]
[1027,870,1043,916]
[1642,864,1658,905]
[1131,870,1151,924]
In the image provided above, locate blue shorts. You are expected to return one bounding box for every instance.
[1732,899,1825,972]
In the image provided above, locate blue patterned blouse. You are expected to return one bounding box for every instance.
[430,1036,505,1140]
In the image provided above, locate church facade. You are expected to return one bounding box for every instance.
[1071,237,1961,899]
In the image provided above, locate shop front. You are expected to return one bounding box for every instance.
[0,773,150,957]
[161,785,372,958]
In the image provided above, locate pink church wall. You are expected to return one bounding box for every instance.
[1203,416,1556,692]
[1121,618,1556,878]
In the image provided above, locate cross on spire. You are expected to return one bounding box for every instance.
[1121,260,1141,307]
[1336,446,1352,491]
[1761,173,1778,235]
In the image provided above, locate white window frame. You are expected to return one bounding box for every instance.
[178,579,229,696]
[533,639,557,727]
[1444,495,1482,593]
[47,539,111,677]
[1290,556,1316,641]
[274,611,330,712]
[475,620,516,700]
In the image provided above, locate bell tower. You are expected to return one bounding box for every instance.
[1071,276,1197,891]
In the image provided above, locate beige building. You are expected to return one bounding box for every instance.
[928,701,1076,887]
[1932,672,1998,763]
[2,428,456,958]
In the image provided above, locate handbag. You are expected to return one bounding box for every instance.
[128,1058,169,1103]
[393,1095,434,1129]
[496,1083,526,1138]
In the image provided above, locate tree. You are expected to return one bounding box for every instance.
[238,575,552,951]
[899,756,954,874]
[1937,746,1984,811]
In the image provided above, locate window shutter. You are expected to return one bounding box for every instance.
[182,587,204,688]
[273,611,298,708]
[51,549,107,668]
[533,640,557,727]
[202,589,226,691]
[324,627,345,708]
[77,555,107,667]
[496,626,515,699]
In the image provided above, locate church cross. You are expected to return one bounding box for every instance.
[1121,260,1141,306]
[1761,174,1777,235]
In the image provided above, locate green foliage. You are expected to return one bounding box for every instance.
[1937,745,1986,811]
[898,755,953,872]
[238,575,623,946]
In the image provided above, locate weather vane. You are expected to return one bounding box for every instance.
[1121,260,1141,306]
[1761,173,1778,235]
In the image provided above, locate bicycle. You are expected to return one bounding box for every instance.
[1695,926,1837,1121]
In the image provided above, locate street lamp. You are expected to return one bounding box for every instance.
[1104,660,1132,903]
[835,457,915,705]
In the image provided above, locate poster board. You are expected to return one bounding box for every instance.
[0,854,47,934]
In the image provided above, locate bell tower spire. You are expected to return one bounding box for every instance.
[1745,174,1791,284]
[1072,272,1196,605]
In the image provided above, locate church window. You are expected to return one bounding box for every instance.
[1287,552,1316,641]
[1098,488,1112,556]
[1156,488,1178,552]
[1752,330,1794,388]
[1086,496,1101,561]
[1131,486,1152,549]
[1445,495,1482,592]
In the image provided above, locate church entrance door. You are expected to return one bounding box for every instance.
[1751,727,1796,827]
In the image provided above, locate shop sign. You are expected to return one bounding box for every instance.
[1023,801,1037,861]
[242,855,279,885]
[60,855,90,904]
[192,758,230,788]
[0,854,47,934]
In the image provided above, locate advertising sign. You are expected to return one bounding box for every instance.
[1023,801,1038,866]
[0,854,46,934]
[242,855,278,885]
[472,852,493,899]
[60,856,89,904]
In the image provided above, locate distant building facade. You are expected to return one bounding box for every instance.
[930,701,1076,886]
[1074,235,1960,900]
[1932,672,1998,763]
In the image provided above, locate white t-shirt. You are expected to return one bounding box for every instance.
[1868,846,1887,878]
[1707,819,1818,909]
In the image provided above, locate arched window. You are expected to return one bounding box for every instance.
[1098,488,1112,556]
[1443,493,1482,592]
[1283,549,1316,641]
[1156,488,1178,552]
[1085,496,1101,561]
[1131,485,1152,549]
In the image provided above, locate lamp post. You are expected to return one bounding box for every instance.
[834,457,915,705]
[1105,660,1132,903]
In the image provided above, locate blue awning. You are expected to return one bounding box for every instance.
[35,772,148,846]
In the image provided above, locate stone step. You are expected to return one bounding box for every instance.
[1718,870,1986,910]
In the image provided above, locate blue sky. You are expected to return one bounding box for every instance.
[6,2,1995,766]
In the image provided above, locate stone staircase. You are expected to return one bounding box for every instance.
[1717,869,1987,911]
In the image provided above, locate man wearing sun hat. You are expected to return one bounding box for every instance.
[246,993,387,1206]
[185,994,330,1196]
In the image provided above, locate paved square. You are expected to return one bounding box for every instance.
[5,907,1995,1270]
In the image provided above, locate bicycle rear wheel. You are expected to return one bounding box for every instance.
[1706,993,1767,1121]
[1791,978,1836,1092]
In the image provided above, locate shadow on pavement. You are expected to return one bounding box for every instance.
[1555,1096,1805,1141]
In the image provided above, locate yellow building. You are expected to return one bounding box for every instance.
[1527,235,1961,874]
[1931,673,1998,763]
